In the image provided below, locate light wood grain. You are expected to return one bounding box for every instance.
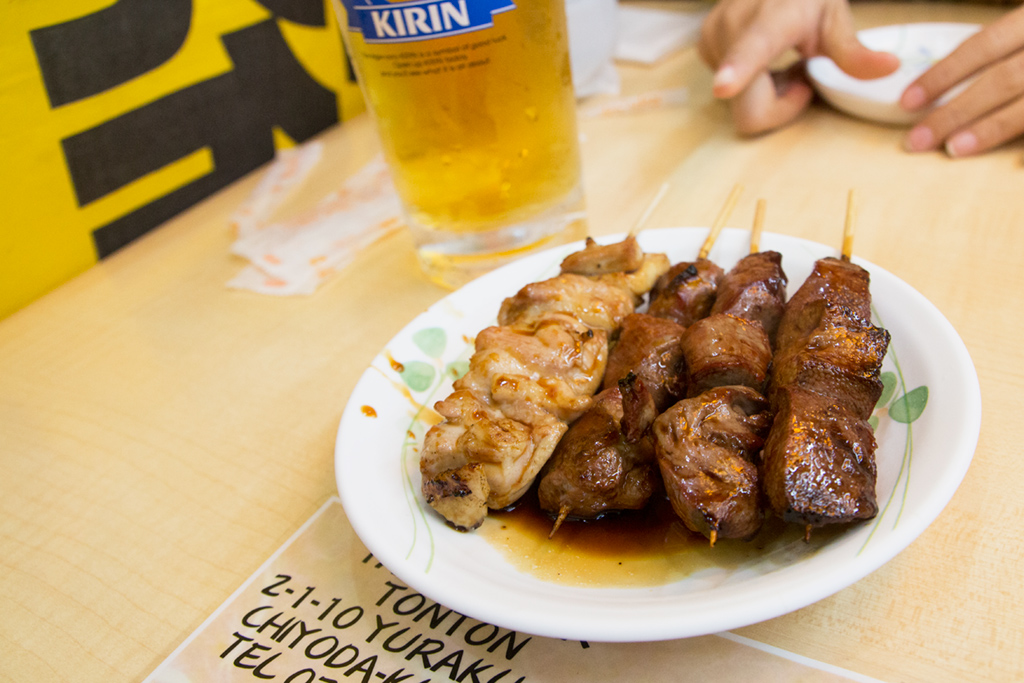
[2,3,1022,682]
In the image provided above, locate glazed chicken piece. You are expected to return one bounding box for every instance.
[652,386,773,543]
[538,373,660,532]
[420,236,669,531]
[462,313,609,424]
[710,250,788,345]
[601,313,688,412]
[761,386,878,527]
[422,391,562,530]
[647,259,725,327]
[680,314,773,397]
[561,235,644,275]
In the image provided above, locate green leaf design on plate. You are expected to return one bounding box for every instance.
[868,415,879,431]
[412,327,446,359]
[400,361,436,392]
[877,371,897,408]
[445,360,470,381]
[890,386,929,424]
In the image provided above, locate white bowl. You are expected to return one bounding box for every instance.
[807,23,980,126]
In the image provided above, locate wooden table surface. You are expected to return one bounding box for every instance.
[2,3,1022,681]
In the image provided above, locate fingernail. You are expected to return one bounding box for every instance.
[902,85,927,111]
[946,131,978,158]
[905,125,935,152]
[713,65,737,92]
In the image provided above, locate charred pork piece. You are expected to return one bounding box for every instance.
[538,374,660,533]
[775,256,872,352]
[680,314,773,397]
[602,313,688,412]
[647,259,725,327]
[770,302,890,420]
[420,237,670,531]
[710,250,788,345]
[652,386,773,544]
[761,386,878,527]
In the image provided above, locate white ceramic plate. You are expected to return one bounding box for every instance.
[335,228,981,642]
[807,23,980,125]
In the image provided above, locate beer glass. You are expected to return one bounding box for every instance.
[332,0,587,288]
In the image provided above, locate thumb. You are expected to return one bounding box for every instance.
[820,9,899,79]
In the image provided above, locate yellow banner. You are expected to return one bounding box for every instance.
[0,0,364,320]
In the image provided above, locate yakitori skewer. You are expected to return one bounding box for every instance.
[420,227,671,531]
[655,201,785,545]
[762,190,890,539]
[539,184,745,536]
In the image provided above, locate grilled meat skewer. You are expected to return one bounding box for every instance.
[536,188,750,532]
[761,192,890,531]
[420,236,669,531]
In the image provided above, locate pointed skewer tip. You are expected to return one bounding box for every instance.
[629,181,671,238]
[699,183,744,259]
[549,506,570,538]
[842,189,858,262]
[750,198,766,254]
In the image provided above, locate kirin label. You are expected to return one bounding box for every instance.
[341,0,516,43]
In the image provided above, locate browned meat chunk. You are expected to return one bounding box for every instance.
[647,258,724,327]
[602,313,687,411]
[710,250,788,345]
[538,375,660,529]
[680,314,773,397]
[775,256,872,352]
[761,386,878,527]
[652,386,772,543]
[770,302,890,420]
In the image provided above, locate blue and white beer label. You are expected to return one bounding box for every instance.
[341,0,516,43]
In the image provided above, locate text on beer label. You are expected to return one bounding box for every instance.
[342,0,516,43]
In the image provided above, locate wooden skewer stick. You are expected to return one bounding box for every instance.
[699,183,744,259]
[842,188,858,262]
[550,505,570,538]
[629,181,670,238]
[751,198,766,254]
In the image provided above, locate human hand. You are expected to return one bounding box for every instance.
[699,0,900,135]
[902,6,1024,158]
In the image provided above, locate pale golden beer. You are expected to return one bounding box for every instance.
[333,0,585,287]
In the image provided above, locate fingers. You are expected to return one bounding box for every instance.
[903,7,1024,157]
[946,98,1024,157]
[902,8,1024,112]
[707,4,816,98]
[730,69,816,136]
[700,0,897,136]
[906,49,1024,156]
[818,2,901,80]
